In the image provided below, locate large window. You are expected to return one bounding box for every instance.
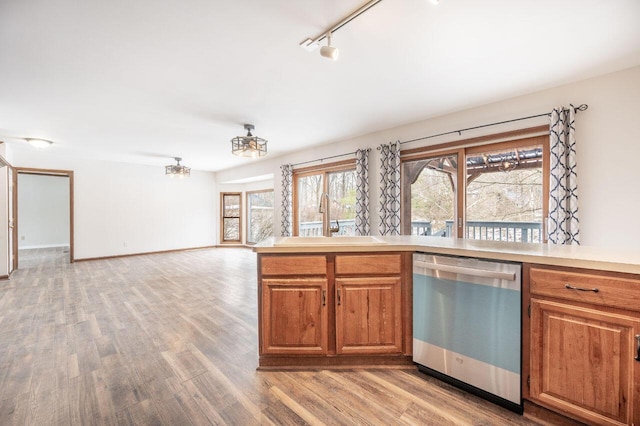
[402,134,548,243]
[221,192,241,243]
[247,190,274,244]
[293,161,357,237]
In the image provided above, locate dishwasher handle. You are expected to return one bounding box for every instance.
[414,259,516,281]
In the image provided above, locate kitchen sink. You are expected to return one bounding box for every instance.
[273,236,387,246]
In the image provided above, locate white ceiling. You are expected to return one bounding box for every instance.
[1,0,639,172]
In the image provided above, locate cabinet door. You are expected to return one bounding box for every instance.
[530,298,640,426]
[335,277,402,354]
[261,278,328,355]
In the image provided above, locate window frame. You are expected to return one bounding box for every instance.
[401,126,550,242]
[292,159,356,237]
[220,192,242,244]
[246,188,275,245]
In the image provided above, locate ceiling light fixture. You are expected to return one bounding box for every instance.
[299,0,383,59]
[165,157,191,177]
[320,32,339,60]
[231,124,268,158]
[26,138,53,149]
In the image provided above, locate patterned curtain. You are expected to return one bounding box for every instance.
[280,164,293,237]
[355,148,371,236]
[548,107,580,245]
[379,141,401,235]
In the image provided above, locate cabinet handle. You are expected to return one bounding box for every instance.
[564,283,599,293]
[337,289,341,306]
[635,335,640,362]
[322,290,326,306]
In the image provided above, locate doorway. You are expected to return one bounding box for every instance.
[13,168,74,269]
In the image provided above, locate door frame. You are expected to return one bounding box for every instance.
[13,167,75,269]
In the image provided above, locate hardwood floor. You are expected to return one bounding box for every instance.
[0,247,575,425]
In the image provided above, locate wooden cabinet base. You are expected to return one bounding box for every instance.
[258,355,414,370]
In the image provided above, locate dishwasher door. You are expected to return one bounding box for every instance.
[413,253,522,413]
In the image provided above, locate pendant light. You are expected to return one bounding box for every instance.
[231,124,268,158]
[165,157,191,177]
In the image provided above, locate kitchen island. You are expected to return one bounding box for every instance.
[254,236,640,425]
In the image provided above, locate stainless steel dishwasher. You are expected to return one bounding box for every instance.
[413,253,523,413]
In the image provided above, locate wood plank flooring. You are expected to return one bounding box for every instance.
[0,247,576,425]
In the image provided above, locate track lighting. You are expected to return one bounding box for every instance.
[320,33,339,60]
[299,0,382,60]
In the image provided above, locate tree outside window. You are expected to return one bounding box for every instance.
[247,190,274,244]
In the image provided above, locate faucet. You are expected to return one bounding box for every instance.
[318,192,340,236]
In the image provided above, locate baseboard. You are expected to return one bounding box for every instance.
[0,275,9,281]
[215,244,253,249]
[75,245,217,262]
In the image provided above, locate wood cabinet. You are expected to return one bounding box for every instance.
[526,264,640,426]
[258,252,412,368]
[261,277,328,355]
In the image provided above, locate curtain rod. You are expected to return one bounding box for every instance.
[396,103,588,147]
[292,151,356,167]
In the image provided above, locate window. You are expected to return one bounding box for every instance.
[247,190,274,244]
[293,161,357,237]
[221,192,241,243]
[402,133,548,243]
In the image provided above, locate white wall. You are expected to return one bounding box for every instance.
[9,150,217,259]
[17,174,70,249]
[215,66,640,250]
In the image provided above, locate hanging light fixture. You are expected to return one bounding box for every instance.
[320,32,339,60]
[231,124,268,158]
[25,138,53,149]
[165,157,191,177]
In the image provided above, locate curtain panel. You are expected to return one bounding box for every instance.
[548,107,580,245]
[379,141,401,235]
[280,164,293,237]
[355,148,371,236]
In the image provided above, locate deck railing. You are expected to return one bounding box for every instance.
[299,219,542,243]
[446,220,542,243]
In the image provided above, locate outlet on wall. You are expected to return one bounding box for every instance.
[21,236,25,240]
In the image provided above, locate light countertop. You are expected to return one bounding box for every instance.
[253,235,640,275]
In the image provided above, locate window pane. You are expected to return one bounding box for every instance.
[248,191,274,243]
[223,194,240,217]
[406,155,457,237]
[223,218,240,241]
[297,174,324,236]
[466,145,543,243]
[328,169,357,236]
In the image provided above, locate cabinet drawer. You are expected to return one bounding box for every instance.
[335,254,402,275]
[529,266,640,312]
[261,255,326,276]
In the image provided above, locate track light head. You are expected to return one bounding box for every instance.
[320,33,339,60]
[320,45,339,60]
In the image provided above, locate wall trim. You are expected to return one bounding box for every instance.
[215,244,253,249]
[75,245,218,262]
